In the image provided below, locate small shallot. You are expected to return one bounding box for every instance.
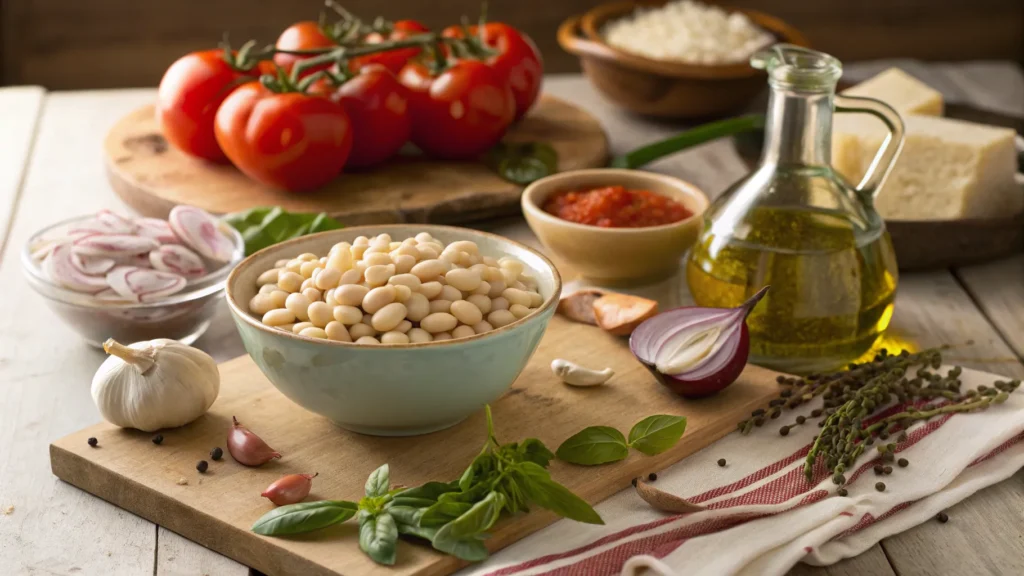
[228,416,281,466]
[630,286,769,398]
[262,473,317,506]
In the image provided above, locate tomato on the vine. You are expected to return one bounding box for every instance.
[398,59,515,160]
[274,21,336,75]
[351,20,429,75]
[442,23,543,120]
[311,64,412,169]
[157,49,257,163]
[214,82,353,192]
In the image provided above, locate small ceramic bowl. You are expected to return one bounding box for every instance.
[557,1,809,118]
[225,225,561,437]
[521,168,708,285]
[22,214,244,347]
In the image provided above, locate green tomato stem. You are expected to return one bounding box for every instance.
[609,114,766,169]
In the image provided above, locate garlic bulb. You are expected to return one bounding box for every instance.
[91,338,220,432]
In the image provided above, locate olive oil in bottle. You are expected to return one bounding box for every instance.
[687,205,898,374]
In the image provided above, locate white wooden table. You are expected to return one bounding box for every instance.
[1,69,1022,576]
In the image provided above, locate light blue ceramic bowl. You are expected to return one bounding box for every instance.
[225,225,561,436]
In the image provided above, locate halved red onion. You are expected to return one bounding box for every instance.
[168,206,234,262]
[42,243,109,294]
[630,286,769,398]
[72,234,159,258]
[135,217,180,244]
[149,244,206,278]
[71,252,116,275]
[106,266,187,303]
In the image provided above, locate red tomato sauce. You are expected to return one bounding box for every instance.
[542,185,692,228]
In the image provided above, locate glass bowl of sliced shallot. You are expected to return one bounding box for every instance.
[21,206,244,347]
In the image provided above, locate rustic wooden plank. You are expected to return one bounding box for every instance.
[956,257,1024,362]
[157,528,248,576]
[0,86,44,260]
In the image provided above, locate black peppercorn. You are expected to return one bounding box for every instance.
[717,458,727,467]
[873,464,884,475]
[875,482,886,492]
[87,437,98,447]
[210,447,223,461]
[648,472,657,481]
[152,434,164,445]
[937,511,949,523]
[897,458,909,468]
[779,426,790,436]
[196,460,209,473]
[795,415,806,425]
[631,478,638,487]
[837,488,848,497]
[883,466,893,475]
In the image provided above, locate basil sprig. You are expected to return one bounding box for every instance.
[556,415,687,466]
[223,206,343,255]
[250,405,602,565]
[485,142,559,185]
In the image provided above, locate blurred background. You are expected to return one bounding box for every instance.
[2,0,1022,89]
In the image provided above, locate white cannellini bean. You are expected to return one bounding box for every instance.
[452,325,476,339]
[292,322,314,334]
[488,280,506,298]
[267,290,288,309]
[503,288,532,308]
[395,320,412,333]
[259,283,280,295]
[257,269,280,286]
[308,301,334,327]
[277,271,303,293]
[349,323,376,339]
[302,287,322,303]
[416,244,439,260]
[319,257,328,265]
[445,268,482,292]
[355,336,380,345]
[393,254,416,274]
[447,240,479,255]
[285,259,302,274]
[315,266,341,290]
[467,294,492,314]
[432,332,453,341]
[482,256,498,267]
[389,273,421,289]
[371,302,407,332]
[405,293,430,322]
[274,258,290,268]
[300,327,329,339]
[351,244,368,260]
[439,285,463,302]
[394,284,412,302]
[325,321,352,342]
[419,281,443,299]
[249,294,277,315]
[513,280,527,291]
[362,313,373,325]
[372,233,391,247]
[364,252,392,267]
[509,304,531,319]
[324,289,339,307]
[411,259,447,281]
[362,285,397,314]
[393,244,419,258]
[327,245,353,272]
[338,268,362,286]
[472,320,494,334]
[300,278,315,292]
[381,331,410,344]
[491,296,509,311]
[415,232,433,243]
[297,252,317,262]
[336,284,369,306]
[421,312,458,334]
[408,327,433,343]
[428,299,452,314]
[472,281,491,296]
[450,300,483,325]
[499,257,524,277]
[488,309,516,328]
[483,267,503,283]
[364,264,394,287]
[285,293,311,321]
[263,308,296,326]
[334,305,364,325]
[501,268,519,285]
[529,291,544,307]
[300,261,320,278]
[353,236,369,246]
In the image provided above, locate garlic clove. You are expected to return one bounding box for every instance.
[551,358,614,387]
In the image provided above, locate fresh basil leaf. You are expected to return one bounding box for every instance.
[386,505,422,527]
[365,464,390,498]
[256,207,290,241]
[432,491,504,556]
[496,477,530,515]
[627,415,687,456]
[251,500,357,536]
[431,534,490,562]
[241,227,277,255]
[224,206,343,255]
[397,521,438,542]
[516,438,555,468]
[555,426,630,466]
[309,211,342,233]
[389,496,437,509]
[513,462,603,525]
[459,453,496,492]
[485,142,558,185]
[420,500,474,528]
[393,481,459,502]
[358,510,398,565]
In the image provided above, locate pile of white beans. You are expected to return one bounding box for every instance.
[248,232,544,345]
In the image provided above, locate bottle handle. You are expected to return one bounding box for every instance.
[834,95,905,199]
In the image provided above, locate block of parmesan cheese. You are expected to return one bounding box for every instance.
[841,68,944,116]
[834,114,1020,220]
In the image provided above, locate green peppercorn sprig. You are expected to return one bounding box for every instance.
[738,349,1020,485]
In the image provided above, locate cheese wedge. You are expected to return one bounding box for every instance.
[835,114,1020,220]
[841,68,944,116]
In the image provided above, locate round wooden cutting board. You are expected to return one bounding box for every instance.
[105,95,608,224]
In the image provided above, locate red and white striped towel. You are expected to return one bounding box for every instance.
[461,367,1024,576]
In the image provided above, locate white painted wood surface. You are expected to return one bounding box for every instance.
[0,66,1022,576]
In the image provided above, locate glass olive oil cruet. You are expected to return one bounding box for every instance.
[687,45,905,374]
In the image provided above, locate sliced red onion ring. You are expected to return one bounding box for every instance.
[630,286,769,398]
[42,243,109,294]
[135,217,180,244]
[71,252,116,275]
[106,266,187,303]
[95,288,136,303]
[149,244,207,278]
[72,234,159,258]
[168,206,234,262]
[96,209,139,234]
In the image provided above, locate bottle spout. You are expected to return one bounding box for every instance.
[751,44,842,91]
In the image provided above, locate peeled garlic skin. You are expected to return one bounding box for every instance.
[639,321,750,398]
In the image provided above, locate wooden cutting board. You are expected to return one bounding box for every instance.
[50,315,780,576]
[104,95,609,224]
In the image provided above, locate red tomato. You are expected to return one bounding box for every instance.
[398,59,515,160]
[157,50,256,163]
[273,21,336,75]
[442,23,543,120]
[351,20,429,75]
[214,82,353,192]
[311,65,412,169]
